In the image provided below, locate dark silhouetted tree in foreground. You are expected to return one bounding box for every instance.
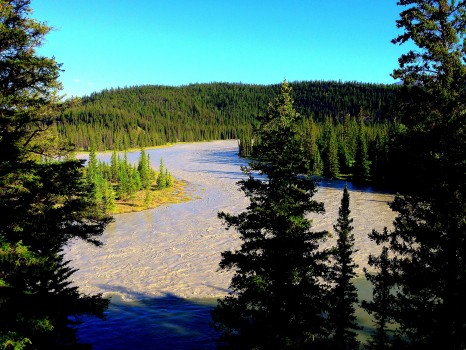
[328,185,360,349]
[211,81,330,349]
[366,0,466,348]
[0,1,112,348]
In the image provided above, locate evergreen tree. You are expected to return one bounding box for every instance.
[137,148,150,189]
[313,147,324,176]
[368,1,466,348]
[0,1,112,348]
[87,144,98,183]
[110,149,119,182]
[328,185,360,349]
[156,158,167,189]
[165,169,173,187]
[143,186,153,208]
[129,165,142,196]
[305,119,323,175]
[352,127,370,183]
[211,81,330,349]
[362,243,395,350]
[323,128,339,179]
[103,180,116,212]
[238,135,254,157]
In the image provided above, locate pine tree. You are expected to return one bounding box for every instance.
[323,128,339,179]
[129,165,142,195]
[103,180,116,212]
[87,144,98,183]
[368,1,466,348]
[0,1,112,348]
[156,158,167,189]
[117,154,130,200]
[313,147,324,176]
[137,148,150,189]
[306,119,323,175]
[110,149,119,182]
[211,81,330,349]
[362,243,395,350]
[328,185,360,349]
[352,127,370,183]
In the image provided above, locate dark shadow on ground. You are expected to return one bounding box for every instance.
[74,285,219,350]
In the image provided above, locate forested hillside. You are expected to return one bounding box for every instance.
[56,81,398,150]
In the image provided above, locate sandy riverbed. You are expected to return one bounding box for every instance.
[65,140,396,300]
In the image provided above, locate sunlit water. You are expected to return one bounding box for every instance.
[68,140,396,349]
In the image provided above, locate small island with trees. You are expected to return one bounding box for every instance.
[85,146,189,214]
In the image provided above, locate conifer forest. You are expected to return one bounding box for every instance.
[1,0,465,349]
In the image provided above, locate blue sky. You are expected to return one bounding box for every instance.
[31,1,409,98]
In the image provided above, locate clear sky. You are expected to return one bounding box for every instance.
[31,0,409,98]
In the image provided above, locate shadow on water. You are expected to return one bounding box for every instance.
[316,178,394,195]
[75,285,219,350]
[195,149,246,168]
[193,169,245,180]
[74,280,380,349]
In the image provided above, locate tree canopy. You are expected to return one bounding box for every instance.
[365,1,466,348]
[0,1,112,348]
[212,81,330,349]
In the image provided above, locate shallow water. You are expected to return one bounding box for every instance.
[68,140,396,349]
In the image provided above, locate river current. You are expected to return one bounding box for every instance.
[67,140,396,349]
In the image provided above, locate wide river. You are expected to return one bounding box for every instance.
[67,140,396,349]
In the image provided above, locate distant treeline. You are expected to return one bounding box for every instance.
[56,81,399,151]
[240,116,394,184]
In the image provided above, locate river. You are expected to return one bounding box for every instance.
[67,140,396,349]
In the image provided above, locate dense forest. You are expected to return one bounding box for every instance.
[56,81,399,151]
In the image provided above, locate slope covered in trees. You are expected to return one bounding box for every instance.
[56,81,399,151]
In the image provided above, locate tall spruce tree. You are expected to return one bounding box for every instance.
[211,81,330,349]
[156,158,167,189]
[137,148,150,189]
[367,1,466,348]
[352,127,370,183]
[322,125,340,179]
[0,1,112,348]
[362,243,395,350]
[328,185,360,349]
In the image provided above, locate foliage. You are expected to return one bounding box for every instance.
[85,150,175,212]
[365,1,466,348]
[352,125,370,183]
[212,81,330,349]
[362,243,395,350]
[56,81,398,151]
[321,120,340,179]
[328,185,360,349]
[0,1,112,348]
